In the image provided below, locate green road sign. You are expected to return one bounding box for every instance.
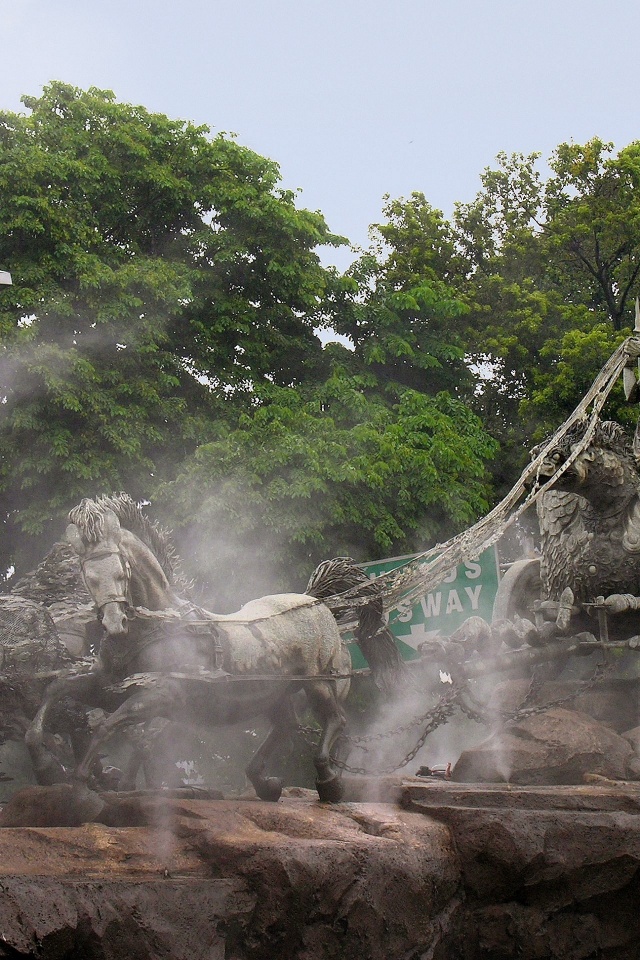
[349,545,500,668]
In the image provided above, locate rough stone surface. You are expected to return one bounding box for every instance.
[0,788,462,960]
[622,724,640,752]
[452,707,635,785]
[403,780,640,959]
[0,781,639,958]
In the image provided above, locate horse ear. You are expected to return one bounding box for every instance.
[65,523,86,556]
[102,508,122,544]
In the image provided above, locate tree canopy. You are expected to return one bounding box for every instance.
[455,139,640,429]
[0,83,498,596]
[158,370,496,607]
[364,142,640,497]
[0,83,347,573]
[5,84,637,599]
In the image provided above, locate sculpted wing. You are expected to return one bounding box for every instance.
[537,491,586,600]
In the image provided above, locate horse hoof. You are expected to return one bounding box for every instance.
[316,775,344,803]
[95,765,126,791]
[255,777,283,802]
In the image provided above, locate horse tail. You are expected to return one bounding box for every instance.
[306,557,406,695]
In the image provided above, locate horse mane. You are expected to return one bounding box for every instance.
[68,494,183,587]
[306,557,406,693]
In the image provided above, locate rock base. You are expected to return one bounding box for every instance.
[0,787,461,960]
[403,779,640,959]
[0,781,639,958]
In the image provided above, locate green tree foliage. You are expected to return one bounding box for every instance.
[147,189,497,603]
[365,143,640,498]
[0,82,342,575]
[454,140,640,446]
[158,369,497,608]
[158,191,499,603]
[1,83,501,598]
[544,139,640,330]
[334,194,474,399]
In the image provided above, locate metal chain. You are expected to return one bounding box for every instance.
[454,658,615,725]
[292,654,617,777]
[343,696,456,745]
[296,688,457,776]
[333,693,458,775]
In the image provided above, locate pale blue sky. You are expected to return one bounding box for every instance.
[2,0,640,268]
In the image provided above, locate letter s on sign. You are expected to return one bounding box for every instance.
[465,562,481,580]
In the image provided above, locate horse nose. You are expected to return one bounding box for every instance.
[101,603,130,636]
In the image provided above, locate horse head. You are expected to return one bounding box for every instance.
[66,508,134,636]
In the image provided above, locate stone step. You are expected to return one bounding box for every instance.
[400,777,640,813]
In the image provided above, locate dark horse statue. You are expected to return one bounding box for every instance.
[26,496,400,802]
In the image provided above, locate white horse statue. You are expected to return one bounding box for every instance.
[26,495,400,802]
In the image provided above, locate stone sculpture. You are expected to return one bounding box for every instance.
[26,494,404,802]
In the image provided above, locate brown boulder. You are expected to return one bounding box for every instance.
[403,780,640,959]
[621,725,640,778]
[0,783,105,827]
[622,724,640,753]
[452,708,634,784]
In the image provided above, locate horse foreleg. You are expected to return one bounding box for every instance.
[118,718,172,790]
[74,681,178,784]
[245,698,297,802]
[305,681,347,803]
[25,670,102,785]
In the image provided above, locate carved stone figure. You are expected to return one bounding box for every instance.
[534,418,640,604]
[26,494,402,801]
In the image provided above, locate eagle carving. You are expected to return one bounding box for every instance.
[534,419,640,604]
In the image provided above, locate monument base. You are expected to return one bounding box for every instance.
[0,780,638,958]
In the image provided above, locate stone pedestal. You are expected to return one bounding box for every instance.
[0,781,639,958]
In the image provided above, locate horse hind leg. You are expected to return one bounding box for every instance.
[245,699,297,802]
[305,681,347,803]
